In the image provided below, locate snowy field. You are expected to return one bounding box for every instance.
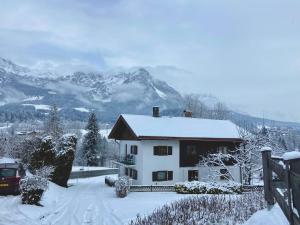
[0,175,289,225]
[0,176,194,225]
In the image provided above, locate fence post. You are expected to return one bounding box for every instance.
[284,160,294,225]
[261,147,275,206]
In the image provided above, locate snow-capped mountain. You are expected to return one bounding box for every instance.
[0,57,183,121]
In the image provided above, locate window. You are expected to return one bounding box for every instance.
[130,145,138,155]
[153,146,172,156]
[188,170,198,181]
[218,146,228,154]
[0,168,16,178]
[132,169,138,180]
[127,168,138,180]
[220,169,230,180]
[152,171,173,181]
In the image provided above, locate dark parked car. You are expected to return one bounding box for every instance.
[0,162,22,195]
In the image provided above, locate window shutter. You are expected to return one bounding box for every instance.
[168,171,173,181]
[133,170,138,180]
[153,146,158,155]
[168,146,172,155]
[152,172,157,181]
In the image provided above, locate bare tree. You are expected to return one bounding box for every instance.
[183,94,209,118]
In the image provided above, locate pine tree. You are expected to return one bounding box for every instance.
[44,105,63,141]
[82,112,101,166]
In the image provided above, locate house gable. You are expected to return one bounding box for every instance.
[108,115,138,140]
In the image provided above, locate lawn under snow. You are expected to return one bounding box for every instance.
[0,175,289,225]
[244,204,289,225]
[0,176,195,225]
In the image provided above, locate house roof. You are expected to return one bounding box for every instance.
[109,114,242,141]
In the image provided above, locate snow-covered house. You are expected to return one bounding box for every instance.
[108,107,243,185]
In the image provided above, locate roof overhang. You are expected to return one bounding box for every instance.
[138,136,243,142]
[108,115,139,140]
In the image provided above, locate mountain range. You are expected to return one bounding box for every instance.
[0,57,182,122]
[0,57,300,132]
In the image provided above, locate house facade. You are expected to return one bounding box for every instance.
[108,107,243,185]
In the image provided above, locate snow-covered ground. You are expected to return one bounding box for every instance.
[71,166,110,172]
[74,107,90,113]
[244,204,288,225]
[80,129,112,139]
[0,174,289,225]
[0,176,193,225]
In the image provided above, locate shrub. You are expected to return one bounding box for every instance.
[174,181,243,194]
[52,134,77,187]
[129,191,266,225]
[115,176,129,198]
[28,134,77,188]
[29,136,56,172]
[105,176,117,187]
[20,175,48,205]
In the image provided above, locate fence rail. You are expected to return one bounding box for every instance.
[129,184,263,193]
[70,168,119,179]
[261,149,300,225]
[130,185,175,192]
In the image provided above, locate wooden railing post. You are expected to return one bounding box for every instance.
[261,147,275,206]
[284,160,294,225]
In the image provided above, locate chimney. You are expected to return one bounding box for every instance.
[183,110,192,118]
[153,106,160,117]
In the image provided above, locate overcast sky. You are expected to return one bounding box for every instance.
[1,0,300,122]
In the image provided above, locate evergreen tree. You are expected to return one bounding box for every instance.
[44,105,63,141]
[52,134,77,187]
[82,112,101,166]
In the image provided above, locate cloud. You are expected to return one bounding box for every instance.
[1,0,300,121]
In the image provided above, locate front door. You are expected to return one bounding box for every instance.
[188,170,198,181]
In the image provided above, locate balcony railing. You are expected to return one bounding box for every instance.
[120,154,136,165]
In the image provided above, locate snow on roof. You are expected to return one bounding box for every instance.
[282,151,300,161]
[121,114,241,139]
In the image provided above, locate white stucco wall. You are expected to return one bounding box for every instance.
[141,140,180,185]
[118,140,241,185]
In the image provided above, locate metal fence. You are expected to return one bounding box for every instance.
[129,185,175,192]
[70,168,119,179]
[261,149,300,225]
[129,184,262,193]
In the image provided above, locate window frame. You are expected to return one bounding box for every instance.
[153,146,172,156]
[130,145,138,155]
[152,170,173,181]
[220,168,230,180]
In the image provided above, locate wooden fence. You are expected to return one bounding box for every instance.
[261,148,300,225]
[70,168,119,179]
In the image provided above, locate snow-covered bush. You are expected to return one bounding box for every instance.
[52,134,77,187]
[20,175,48,205]
[29,136,56,172]
[105,176,117,187]
[28,134,77,187]
[130,191,265,225]
[174,181,243,194]
[115,176,129,198]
